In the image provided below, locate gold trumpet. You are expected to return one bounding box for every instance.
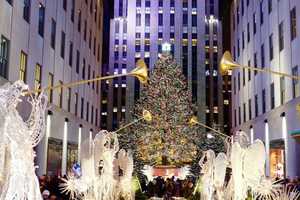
[115,109,152,133]
[189,116,229,139]
[25,59,148,95]
[220,51,300,80]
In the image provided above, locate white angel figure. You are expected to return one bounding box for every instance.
[61,130,120,200]
[116,149,134,200]
[230,132,266,200]
[0,81,47,200]
[199,150,229,200]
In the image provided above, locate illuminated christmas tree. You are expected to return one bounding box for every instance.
[119,54,224,168]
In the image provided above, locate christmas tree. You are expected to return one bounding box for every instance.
[119,54,224,169]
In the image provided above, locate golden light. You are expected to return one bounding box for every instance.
[142,109,152,122]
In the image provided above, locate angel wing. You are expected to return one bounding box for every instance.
[213,152,228,189]
[243,139,266,189]
[80,138,94,180]
[231,142,247,200]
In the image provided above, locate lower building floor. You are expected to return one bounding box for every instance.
[35,106,99,177]
[233,97,300,178]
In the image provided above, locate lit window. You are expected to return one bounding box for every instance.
[19,51,27,82]
[34,63,42,92]
[48,73,54,103]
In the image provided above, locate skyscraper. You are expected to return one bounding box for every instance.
[0,0,103,176]
[101,0,226,136]
[231,0,300,178]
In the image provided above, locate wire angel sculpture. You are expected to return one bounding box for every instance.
[61,130,134,200]
[0,81,48,200]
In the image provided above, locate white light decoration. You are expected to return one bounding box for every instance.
[78,126,82,164]
[162,42,172,54]
[265,121,270,176]
[250,127,254,144]
[282,115,288,175]
[62,119,69,176]
[207,133,214,139]
[0,81,47,199]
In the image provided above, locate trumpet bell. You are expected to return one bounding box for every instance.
[130,59,148,84]
[142,109,152,122]
[220,51,240,75]
[189,116,199,126]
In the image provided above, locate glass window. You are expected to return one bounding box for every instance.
[51,19,56,49]
[183,11,188,26]
[61,31,65,58]
[290,7,297,41]
[0,36,9,79]
[262,89,266,113]
[170,0,175,7]
[71,0,75,22]
[260,1,264,25]
[253,13,256,35]
[292,66,299,98]
[74,92,78,116]
[279,21,284,51]
[170,13,175,26]
[145,14,150,27]
[67,88,71,112]
[78,10,81,32]
[192,0,197,8]
[261,44,265,68]
[23,0,31,22]
[34,63,42,92]
[19,51,27,82]
[255,94,258,117]
[63,0,67,10]
[159,0,163,7]
[136,0,141,7]
[38,4,45,37]
[269,34,274,60]
[136,13,141,26]
[48,73,54,103]
[69,42,73,66]
[76,50,80,73]
[145,0,150,7]
[268,0,272,13]
[270,83,275,109]
[192,14,197,27]
[280,77,285,105]
[158,13,163,26]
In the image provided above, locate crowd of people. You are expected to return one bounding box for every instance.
[39,175,70,200]
[141,176,195,199]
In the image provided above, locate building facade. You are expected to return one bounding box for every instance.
[101,0,228,135]
[231,0,300,177]
[0,0,103,176]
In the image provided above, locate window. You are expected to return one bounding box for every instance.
[0,36,9,78]
[89,30,92,49]
[237,6,239,24]
[136,0,141,7]
[237,39,240,57]
[34,63,42,92]
[262,89,266,113]
[84,20,87,41]
[247,0,249,6]
[88,65,91,85]
[253,13,256,35]
[76,50,80,73]
[183,11,188,26]
[61,31,66,58]
[158,14,163,26]
[170,0,175,7]
[238,72,240,90]
[119,0,123,16]
[23,0,31,22]
[63,0,67,10]
[290,7,297,41]
[234,109,237,127]
[261,44,265,68]
[279,22,284,51]
[248,60,251,81]
[268,0,272,13]
[80,98,84,119]
[192,0,197,8]
[145,0,150,7]
[270,83,275,109]
[234,77,236,94]
[69,42,73,66]
[260,1,264,25]
[136,13,141,26]
[59,81,63,108]
[6,0,12,5]
[50,19,56,49]
[243,103,246,122]
[86,102,89,122]
[248,99,252,120]
[247,23,250,42]
[38,4,45,37]
[82,58,86,79]
[192,14,197,27]
[183,0,188,8]
[292,66,299,98]
[238,106,241,125]
[269,34,274,60]
[93,37,96,55]
[74,93,78,116]
[254,53,257,75]
[19,51,27,82]
[78,10,81,32]
[170,13,175,26]
[241,0,244,16]
[280,77,285,105]
[48,73,53,103]
[67,88,71,112]
[71,0,75,22]
[91,106,94,124]
[255,94,258,117]
[242,31,245,49]
[159,0,163,7]
[145,14,150,27]
[243,68,245,86]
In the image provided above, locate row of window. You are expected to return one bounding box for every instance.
[234,66,300,126]
[135,0,197,9]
